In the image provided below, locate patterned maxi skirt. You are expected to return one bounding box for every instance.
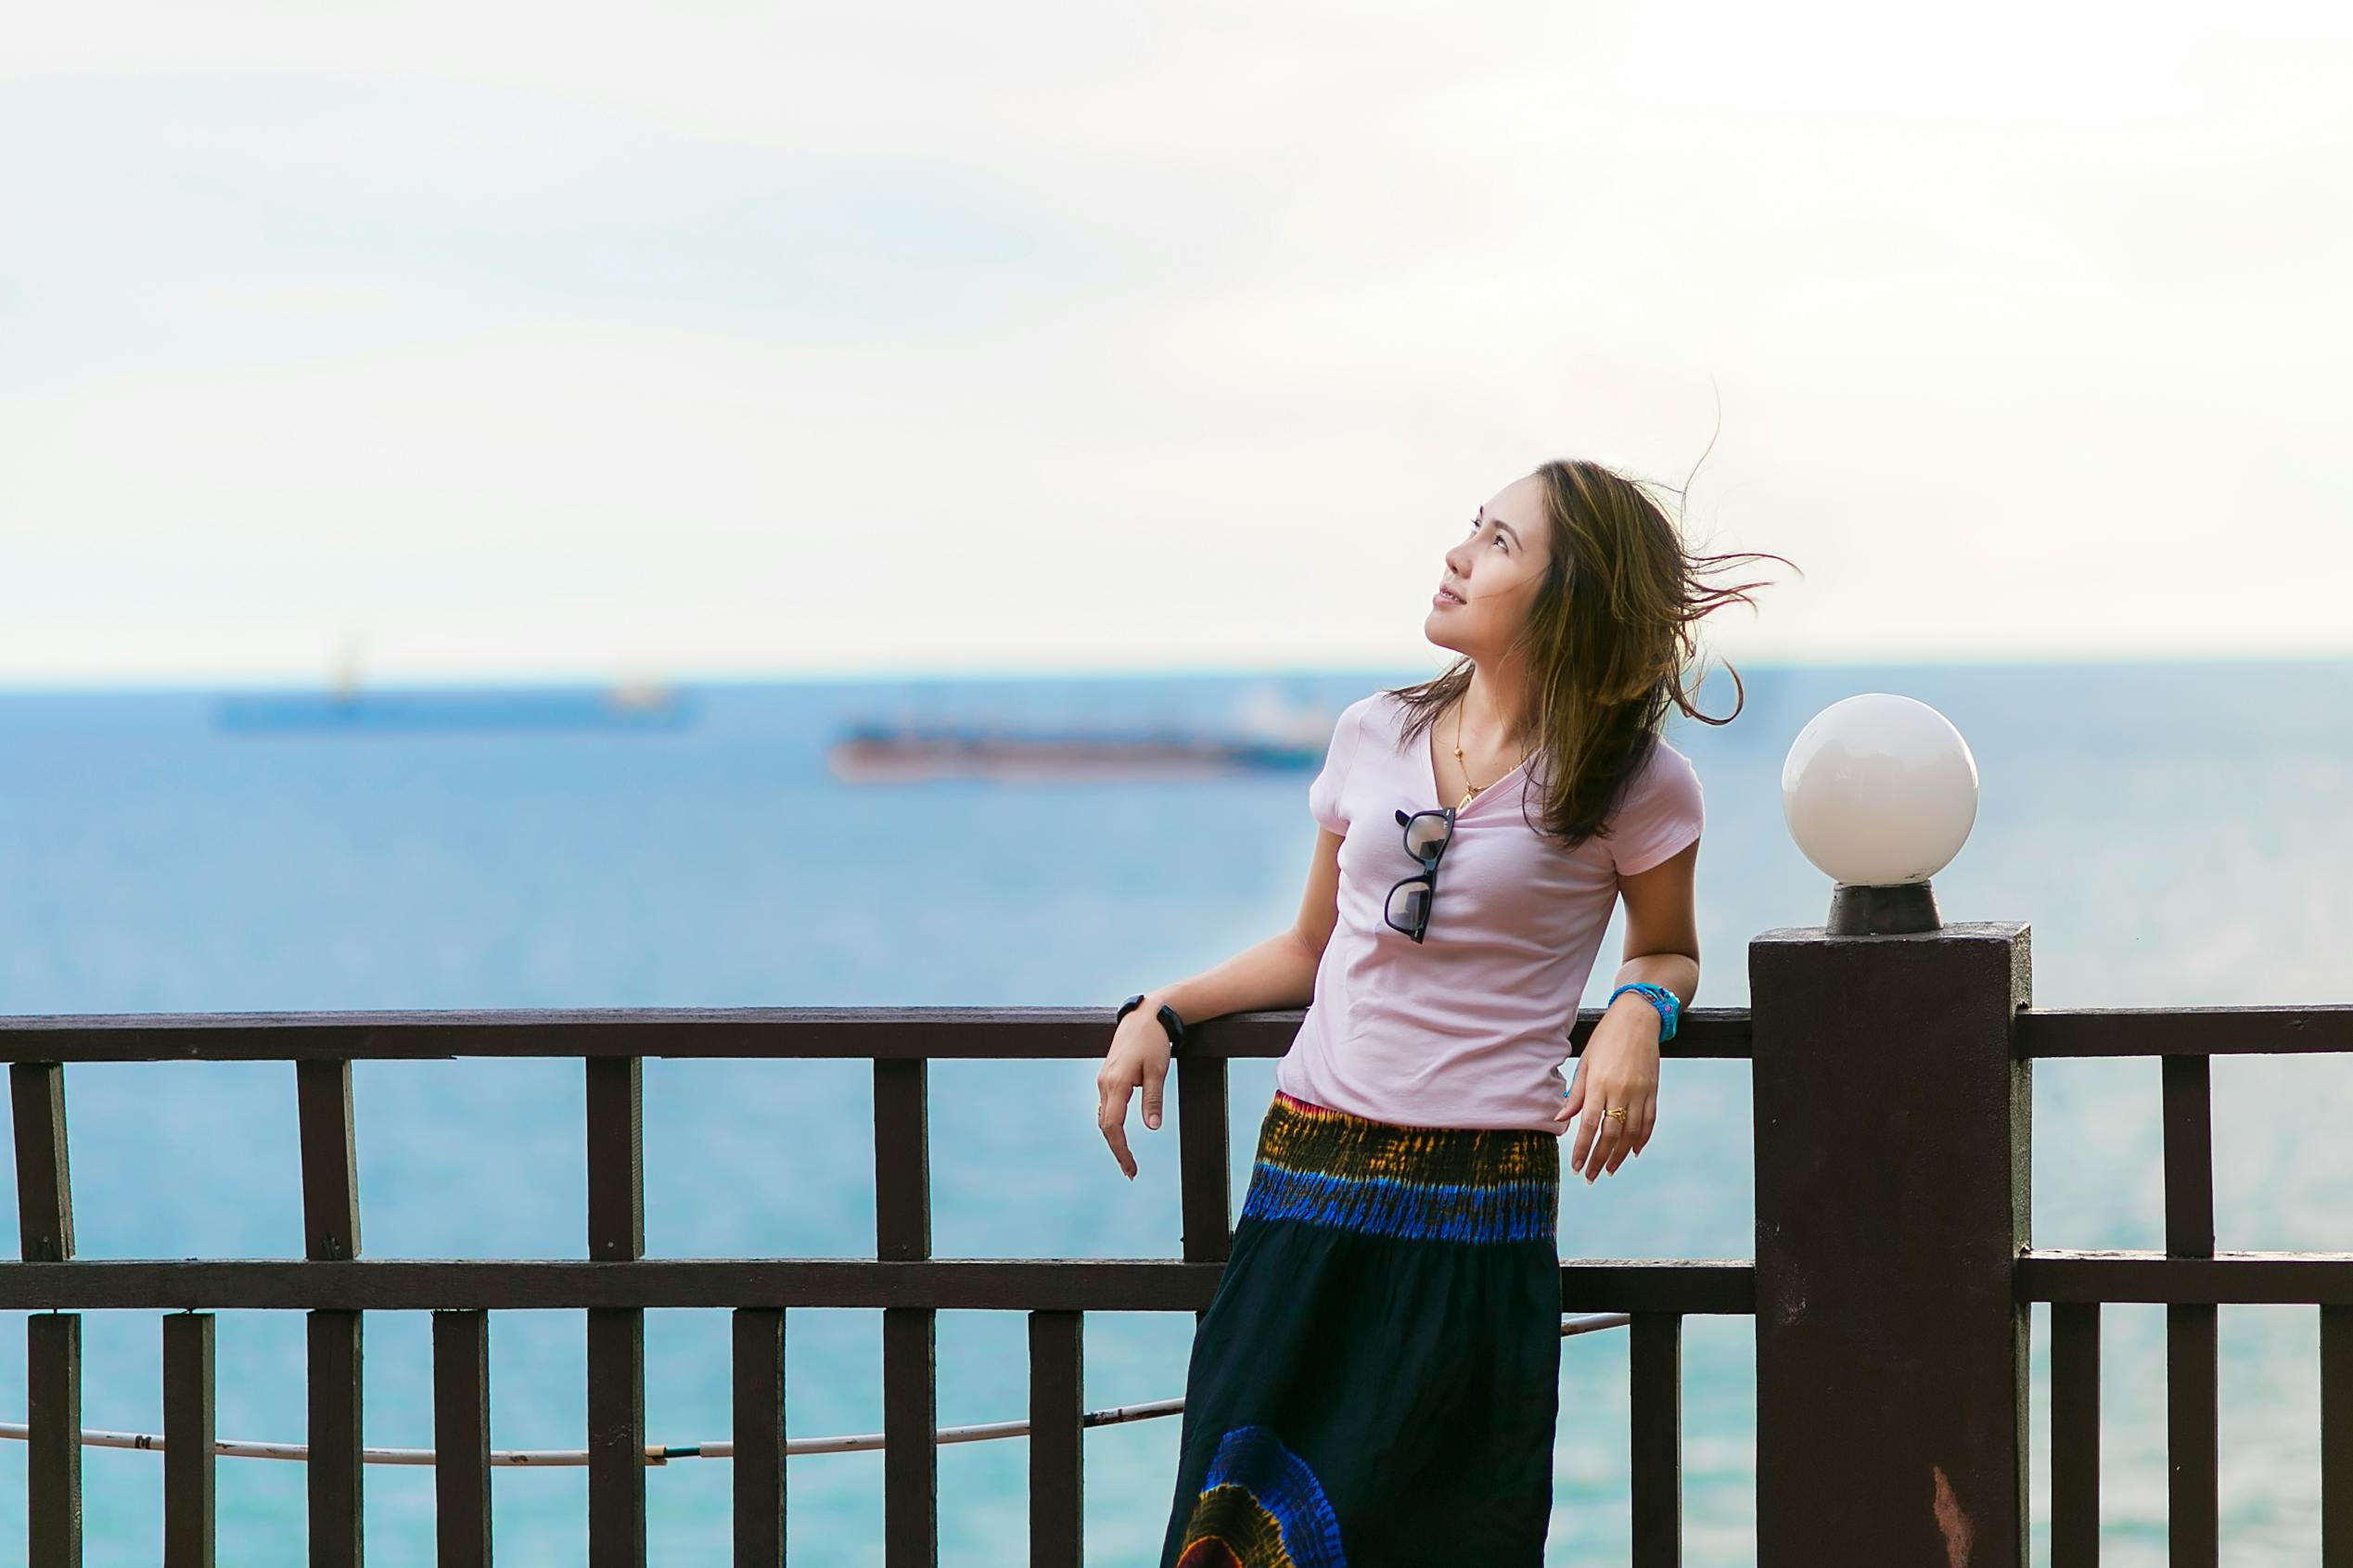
[1158,1089,1564,1567]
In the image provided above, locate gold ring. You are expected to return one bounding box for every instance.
[1604,1107,1628,1120]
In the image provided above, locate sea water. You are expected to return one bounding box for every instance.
[1,658,2348,1565]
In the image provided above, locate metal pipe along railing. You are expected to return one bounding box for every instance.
[0,1311,1630,1467]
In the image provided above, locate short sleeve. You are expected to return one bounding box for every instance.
[1607,743,1704,875]
[1306,698,1367,835]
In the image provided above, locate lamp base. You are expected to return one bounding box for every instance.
[1826,880,1942,936]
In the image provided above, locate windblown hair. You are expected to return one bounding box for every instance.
[1386,457,1797,856]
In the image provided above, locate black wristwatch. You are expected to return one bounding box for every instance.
[1116,992,1186,1056]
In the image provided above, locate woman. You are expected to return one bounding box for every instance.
[1098,458,1787,1566]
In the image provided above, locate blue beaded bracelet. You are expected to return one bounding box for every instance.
[1607,982,1680,1044]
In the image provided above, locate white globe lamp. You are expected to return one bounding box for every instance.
[1781,694,1978,935]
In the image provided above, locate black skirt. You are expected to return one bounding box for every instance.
[1159,1089,1564,1567]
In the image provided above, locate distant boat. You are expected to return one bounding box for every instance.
[216,640,695,733]
[828,691,1334,783]
[217,683,696,733]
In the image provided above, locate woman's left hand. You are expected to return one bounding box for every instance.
[1556,1001,1660,1182]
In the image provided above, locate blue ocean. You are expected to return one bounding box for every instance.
[1,659,2347,1564]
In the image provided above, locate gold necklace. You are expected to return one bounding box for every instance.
[1451,705,1536,811]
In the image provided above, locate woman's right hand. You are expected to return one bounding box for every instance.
[1096,1011,1172,1181]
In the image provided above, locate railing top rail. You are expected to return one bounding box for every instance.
[0,1005,1758,1063]
[3,1001,2345,1063]
[2014,1004,2353,1058]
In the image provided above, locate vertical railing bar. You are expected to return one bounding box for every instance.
[29,1311,83,1566]
[295,1059,361,1261]
[2165,1302,2219,1566]
[880,1309,936,1568]
[2323,1304,2352,1568]
[872,1058,929,1257]
[875,1056,937,1566]
[432,1308,492,1568]
[1028,1309,1083,1568]
[586,1055,646,1263]
[2049,1301,2100,1568]
[163,1310,217,1568]
[585,1309,645,1565]
[1172,1044,1231,1332]
[306,1311,363,1568]
[12,1062,80,1562]
[11,1061,75,1263]
[2161,1051,2218,1567]
[732,1307,786,1567]
[2159,1052,2216,1256]
[297,1057,364,1567]
[586,1054,647,1568]
[1628,1310,1682,1568]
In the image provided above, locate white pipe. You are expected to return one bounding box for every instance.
[0,1313,1629,1466]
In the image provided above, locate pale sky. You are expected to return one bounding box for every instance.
[5,2,2349,688]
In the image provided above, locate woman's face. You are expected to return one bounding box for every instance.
[1426,473,1552,661]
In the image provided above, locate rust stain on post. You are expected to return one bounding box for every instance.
[1931,1462,1973,1567]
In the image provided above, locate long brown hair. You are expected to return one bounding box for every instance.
[1385,457,1798,854]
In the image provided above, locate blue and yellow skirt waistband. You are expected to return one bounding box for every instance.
[1238,1090,1560,1244]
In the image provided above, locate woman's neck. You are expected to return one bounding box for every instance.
[1458,665,1532,752]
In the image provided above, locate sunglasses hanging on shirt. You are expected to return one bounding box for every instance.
[1386,806,1456,943]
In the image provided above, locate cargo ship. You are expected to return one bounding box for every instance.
[827,690,1335,783]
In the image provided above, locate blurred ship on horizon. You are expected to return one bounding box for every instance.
[215,635,694,733]
[828,685,1334,782]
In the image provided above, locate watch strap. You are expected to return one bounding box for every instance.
[1116,992,1185,1055]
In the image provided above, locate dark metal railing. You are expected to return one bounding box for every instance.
[0,1005,1749,1567]
[2013,1006,2353,1567]
[5,933,2349,1565]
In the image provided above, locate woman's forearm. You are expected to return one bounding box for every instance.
[1144,929,1324,1026]
[1609,952,1698,1010]
[1603,952,1700,1036]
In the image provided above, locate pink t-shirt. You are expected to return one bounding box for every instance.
[1273,689,1705,1135]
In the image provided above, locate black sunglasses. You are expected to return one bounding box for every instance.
[1386,806,1457,943]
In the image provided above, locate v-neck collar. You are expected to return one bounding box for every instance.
[1412,695,1531,819]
